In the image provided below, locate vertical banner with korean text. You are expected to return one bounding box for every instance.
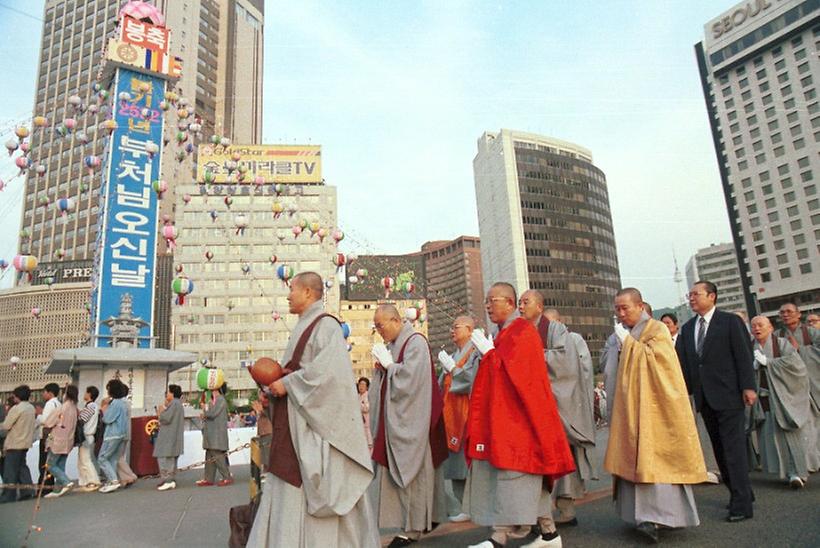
[92,67,165,348]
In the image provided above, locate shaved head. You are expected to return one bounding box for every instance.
[454,315,475,329]
[375,304,401,321]
[374,304,403,343]
[490,282,517,303]
[544,308,560,322]
[292,271,324,298]
[615,287,643,305]
[521,290,544,307]
[451,315,475,347]
[518,289,545,323]
[750,315,774,343]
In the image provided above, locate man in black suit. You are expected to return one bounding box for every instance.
[676,280,757,522]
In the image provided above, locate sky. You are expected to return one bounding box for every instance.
[0,0,738,308]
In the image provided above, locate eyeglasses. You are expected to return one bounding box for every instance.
[484,297,508,305]
[687,292,707,298]
[450,324,470,330]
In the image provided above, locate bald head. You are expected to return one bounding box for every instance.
[750,315,773,343]
[490,282,517,303]
[451,315,475,347]
[544,308,561,322]
[288,271,323,315]
[518,289,545,323]
[292,271,324,298]
[486,282,518,326]
[615,287,643,305]
[374,304,403,343]
[375,304,400,320]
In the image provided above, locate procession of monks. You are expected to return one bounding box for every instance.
[243,271,819,547]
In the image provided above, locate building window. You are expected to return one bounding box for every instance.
[791,220,803,231]
[780,268,791,279]
[762,272,772,282]
[799,263,812,274]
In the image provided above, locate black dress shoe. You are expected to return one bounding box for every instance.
[726,513,752,523]
[387,536,417,548]
[556,517,579,527]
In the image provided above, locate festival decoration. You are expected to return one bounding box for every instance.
[291,225,302,238]
[223,195,233,208]
[5,139,18,155]
[276,264,294,286]
[152,179,168,199]
[234,213,248,235]
[271,311,281,322]
[381,276,394,298]
[333,253,346,272]
[162,224,178,252]
[10,356,20,371]
[172,276,194,305]
[56,197,75,217]
[31,307,42,319]
[269,254,277,265]
[271,201,284,218]
[84,155,102,174]
[332,229,345,245]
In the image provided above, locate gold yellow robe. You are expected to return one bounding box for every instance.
[604,318,707,485]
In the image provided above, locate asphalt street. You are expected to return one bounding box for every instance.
[1,427,817,547]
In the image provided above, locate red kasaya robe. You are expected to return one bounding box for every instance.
[466,317,575,482]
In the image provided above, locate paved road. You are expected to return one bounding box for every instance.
[1,426,817,547]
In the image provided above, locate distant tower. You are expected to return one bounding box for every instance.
[673,250,686,305]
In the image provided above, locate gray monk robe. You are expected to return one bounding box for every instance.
[248,301,379,548]
[780,324,820,472]
[369,322,448,535]
[438,342,481,482]
[538,316,597,500]
[752,335,811,480]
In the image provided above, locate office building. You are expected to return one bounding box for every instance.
[169,145,338,398]
[696,0,820,314]
[473,129,621,358]
[421,236,485,352]
[0,281,90,394]
[685,242,746,314]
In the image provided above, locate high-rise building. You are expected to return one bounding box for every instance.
[18,0,263,263]
[0,281,90,394]
[473,129,621,358]
[170,145,338,399]
[421,236,485,353]
[695,0,820,315]
[685,242,746,314]
[1,0,264,392]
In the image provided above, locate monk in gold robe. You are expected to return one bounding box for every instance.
[603,288,706,543]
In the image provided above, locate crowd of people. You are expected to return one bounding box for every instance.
[2,270,818,548]
[0,378,237,501]
[240,271,818,548]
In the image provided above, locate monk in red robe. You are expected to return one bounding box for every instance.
[465,282,575,548]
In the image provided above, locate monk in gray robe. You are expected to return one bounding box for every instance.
[436,315,481,522]
[778,302,820,473]
[521,295,596,527]
[248,272,378,548]
[198,383,232,486]
[369,304,448,548]
[604,288,705,543]
[750,316,811,488]
[153,384,185,491]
